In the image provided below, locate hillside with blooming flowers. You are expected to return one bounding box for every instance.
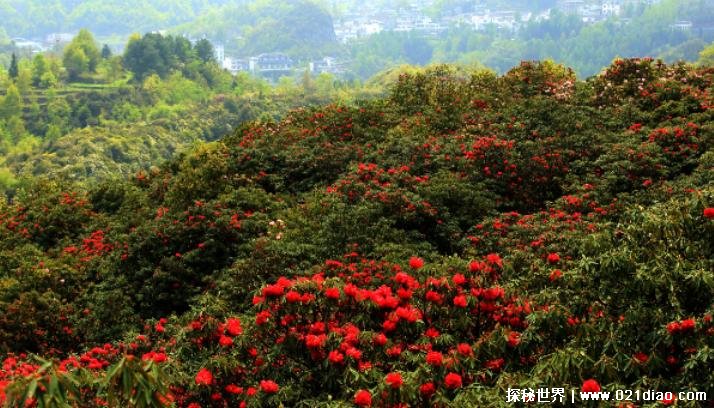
[0,59,713,407]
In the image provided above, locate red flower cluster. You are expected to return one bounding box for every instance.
[704,208,714,219]
[195,368,213,386]
[444,373,462,389]
[259,380,279,394]
[581,379,601,393]
[385,372,404,389]
[354,389,372,406]
[409,256,425,270]
[666,318,696,335]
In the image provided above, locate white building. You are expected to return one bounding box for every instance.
[45,33,74,44]
[309,56,347,76]
[12,38,46,53]
[335,19,385,43]
[214,44,225,64]
[671,20,693,31]
[470,10,518,30]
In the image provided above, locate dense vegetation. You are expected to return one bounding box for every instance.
[0,58,712,407]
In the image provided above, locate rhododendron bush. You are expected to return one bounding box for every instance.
[1,60,713,407]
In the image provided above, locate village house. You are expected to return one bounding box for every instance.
[670,20,693,31]
[309,56,348,76]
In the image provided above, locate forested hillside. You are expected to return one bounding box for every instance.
[0,29,373,196]
[173,0,339,57]
[0,59,712,407]
[349,0,714,78]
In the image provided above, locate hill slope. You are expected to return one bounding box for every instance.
[0,60,713,407]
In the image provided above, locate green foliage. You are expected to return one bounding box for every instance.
[0,83,22,118]
[7,53,18,79]
[31,54,49,87]
[4,356,170,408]
[63,29,101,81]
[123,33,217,82]
[101,44,112,60]
[194,39,214,64]
[699,41,714,66]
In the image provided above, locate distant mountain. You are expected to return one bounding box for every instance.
[0,0,339,58]
[174,0,339,58]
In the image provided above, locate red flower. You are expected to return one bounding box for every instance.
[486,253,503,267]
[354,390,372,407]
[507,331,521,347]
[420,382,436,397]
[386,345,402,357]
[484,358,504,371]
[425,290,443,303]
[444,372,463,389]
[141,351,167,363]
[424,327,440,338]
[218,335,233,347]
[409,257,424,270]
[328,350,344,364]
[346,347,362,360]
[581,379,601,393]
[704,207,714,219]
[306,334,327,348]
[425,351,443,366]
[633,352,648,364]
[549,269,562,281]
[226,318,242,336]
[255,310,270,325]
[324,287,341,300]
[259,380,279,394]
[667,321,681,334]
[468,260,483,272]
[547,253,560,264]
[452,273,466,285]
[680,318,696,331]
[482,287,504,300]
[453,295,468,308]
[225,384,243,394]
[285,290,301,303]
[457,343,473,357]
[385,372,403,389]
[262,284,284,297]
[195,368,213,386]
[373,333,388,346]
[668,318,695,334]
